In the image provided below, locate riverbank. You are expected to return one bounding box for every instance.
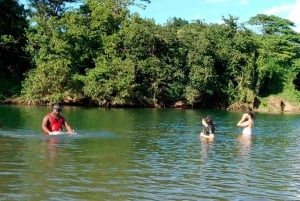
[1,94,300,113]
[228,95,300,113]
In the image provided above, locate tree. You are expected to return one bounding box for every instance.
[0,0,29,97]
[176,21,216,105]
[22,0,75,104]
[119,15,187,107]
[22,0,151,105]
[27,0,78,18]
[248,14,300,97]
[75,56,135,106]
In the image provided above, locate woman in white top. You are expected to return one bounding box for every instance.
[236,111,254,135]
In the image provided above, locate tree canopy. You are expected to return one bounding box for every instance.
[1,1,300,110]
[0,0,29,97]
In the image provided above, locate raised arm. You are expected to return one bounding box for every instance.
[237,113,250,127]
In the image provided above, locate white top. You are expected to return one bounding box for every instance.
[242,127,252,135]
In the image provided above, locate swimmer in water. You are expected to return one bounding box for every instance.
[200,116,215,140]
[236,111,254,135]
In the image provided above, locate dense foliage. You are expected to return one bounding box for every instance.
[0,0,29,97]
[1,0,300,109]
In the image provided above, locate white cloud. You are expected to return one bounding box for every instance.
[264,4,292,16]
[287,0,300,32]
[263,1,300,33]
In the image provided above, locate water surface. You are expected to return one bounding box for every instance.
[0,105,299,200]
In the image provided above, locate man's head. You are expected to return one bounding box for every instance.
[52,104,61,115]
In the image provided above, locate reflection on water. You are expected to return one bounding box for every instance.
[200,137,214,160]
[43,137,59,168]
[237,134,252,157]
[0,106,300,200]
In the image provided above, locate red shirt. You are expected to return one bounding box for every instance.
[47,113,65,132]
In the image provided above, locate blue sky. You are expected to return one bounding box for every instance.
[19,0,300,32]
[131,0,300,32]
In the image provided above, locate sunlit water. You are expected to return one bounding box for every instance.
[0,105,299,200]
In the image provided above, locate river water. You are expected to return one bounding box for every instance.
[0,105,299,200]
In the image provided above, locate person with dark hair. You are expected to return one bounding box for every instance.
[42,104,74,135]
[237,111,254,135]
[200,116,215,140]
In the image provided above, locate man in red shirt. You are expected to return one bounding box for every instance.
[42,104,74,135]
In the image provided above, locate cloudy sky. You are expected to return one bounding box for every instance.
[132,0,300,32]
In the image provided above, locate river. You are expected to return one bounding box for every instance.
[0,105,299,200]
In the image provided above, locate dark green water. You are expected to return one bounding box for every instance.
[0,105,299,200]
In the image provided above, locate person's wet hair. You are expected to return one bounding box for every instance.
[204,116,213,125]
[247,111,254,119]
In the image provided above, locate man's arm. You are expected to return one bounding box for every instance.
[42,115,50,135]
[64,120,73,133]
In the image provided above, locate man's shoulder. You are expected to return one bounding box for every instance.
[43,113,51,119]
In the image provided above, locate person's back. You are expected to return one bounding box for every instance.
[200,116,215,140]
[203,124,215,136]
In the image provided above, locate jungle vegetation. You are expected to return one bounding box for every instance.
[1,0,300,110]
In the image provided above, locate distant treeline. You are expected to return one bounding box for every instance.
[1,0,300,109]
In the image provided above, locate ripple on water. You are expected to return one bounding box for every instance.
[1,109,300,200]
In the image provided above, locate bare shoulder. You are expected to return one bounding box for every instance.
[42,114,49,123]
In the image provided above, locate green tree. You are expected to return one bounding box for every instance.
[176,21,216,105]
[22,0,151,105]
[206,16,258,106]
[22,0,74,104]
[248,14,300,97]
[0,0,29,97]
[21,55,72,104]
[119,15,186,107]
[75,56,135,106]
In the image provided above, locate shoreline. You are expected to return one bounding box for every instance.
[1,94,300,114]
[1,102,300,115]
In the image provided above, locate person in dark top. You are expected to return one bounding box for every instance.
[200,116,215,140]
